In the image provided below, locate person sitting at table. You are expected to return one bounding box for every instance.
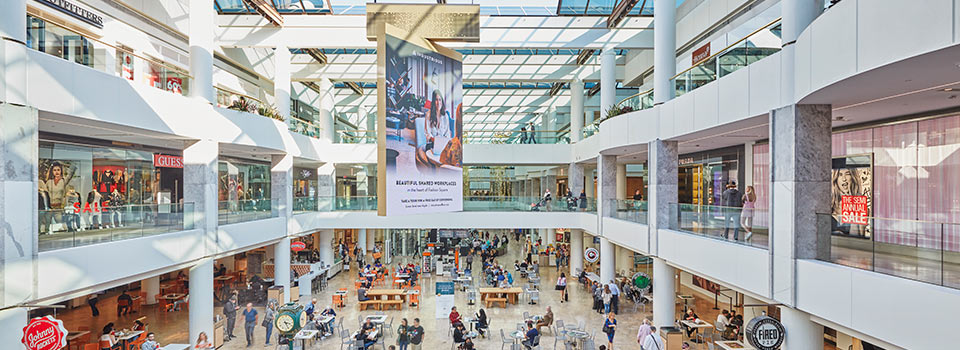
[140,332,160,350]
[682,308,700,338]
[536,306,554,333]
[305,298,318,321]
[449,306,463,328]
[522,321,539,350]
[359,319,377,350]
[170,294,189,311]
[116,290,133,316]
[459,338,475,350]
[715,309,730,334]
[100,323,117,349]
[132,319,146,331]
[453,323,466,348]
[358,286,370,302]
[319,305,337,336]
[195,331,213,350]
[475,309,489,338]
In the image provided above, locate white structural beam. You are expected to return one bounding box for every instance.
[292,60,626,82]
[217,16,653,49]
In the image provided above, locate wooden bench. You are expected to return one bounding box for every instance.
[485,297,507,308]
[381,300,403,310]
[359,300,381,311]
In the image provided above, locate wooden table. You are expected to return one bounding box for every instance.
[159,293,185,301]
[680,320,714,329]
[715,340,754,350]
[365,289,407,302]
[479,287,523,305]
[115,330,144,350]
[65,330,90,348]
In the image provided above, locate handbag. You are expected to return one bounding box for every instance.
[554,285,564,291]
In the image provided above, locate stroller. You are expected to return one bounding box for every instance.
[566,196,578,211]
[529,199,545,211]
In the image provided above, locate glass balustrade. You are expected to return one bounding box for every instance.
[335,129,570,144]
[291,196,598,213]
[816,214,960,289]
[218,199,276,225]
[608,199,648,224]
[668,203,769,249]
[38,203,195,252]
[581,122,600,140]
[615,90,655,113]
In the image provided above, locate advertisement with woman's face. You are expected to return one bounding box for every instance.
[831,155,873,238]
[379,27,463,216]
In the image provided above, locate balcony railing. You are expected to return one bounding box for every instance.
[292,196,598,213]
[668,203,769,249]
[26,14,191,96]
[672,18,782,97]
[335,129,570,144]
[581,122,600,140]
[38,203,195,252]
[616,89,655,113]
[218,199,277,225]
[608,199,648,224]
[816,214,960,289]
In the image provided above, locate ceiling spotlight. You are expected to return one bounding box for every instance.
[942,88,956,92]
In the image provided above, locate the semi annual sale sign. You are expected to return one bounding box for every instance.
[840,195,869,225]
[22,315,68,350]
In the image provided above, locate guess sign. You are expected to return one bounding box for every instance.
[22,315,68,350]
[291,241,307,252]
[154,154,183,168]
[745,315,785,350]
[840,195,869,225]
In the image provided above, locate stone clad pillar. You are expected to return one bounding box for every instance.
[271,155,293,219]
[648,139,678,254]
[568,163,585,197]
[770,104,831,304]
[184,140,218,252]
[616,163,627,200]
[598,155,617,217]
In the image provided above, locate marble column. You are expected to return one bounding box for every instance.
[143,276,160,305]
[780,0,821,106]
[652,257,676,328]
[358,229,368,256]
[600,49,617,116]
[584,166,596,198]
[317,164,335,211]
[569,79,584,143]
[770,104,831,305]
[318,230,335,267]
[366,229,375,252]
[568,162,585,196]
[648,139,678,255]
[653,0,676,105]
[271,154,293,219]
[599,237,615,284]
[598,155,617,217]
[189,0,215,104]
[274,237,291,302]
[274,46,291,118]
[525,179,534,198]
[542,174,557,197]
[780,306,823,350]
[0,105,37,346]
[317,78,336,142]
[184,140,219,253]
[616,163,627,200]
[189,258,214,347]
[569,229,584,276]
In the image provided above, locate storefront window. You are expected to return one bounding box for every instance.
[677,146,743,205]
[26,15,94,67]
[218,158,273,223]
[38,139,187,251]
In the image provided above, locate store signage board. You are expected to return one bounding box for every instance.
[692,43,711,65]
[154,154,183,168]
[434,281,456,319]
[37,0,104,28]
[840,195,869,225]
[745,315,785,350]
[584,247,599,263]
[22,315,68,350]
[291,241,307,252]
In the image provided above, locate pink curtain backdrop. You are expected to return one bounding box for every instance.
[831,115,960,252]
[751,143,770,228]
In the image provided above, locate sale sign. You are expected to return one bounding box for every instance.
[166,77,183,95]
[840,195,869,225]
[22,315,68,350]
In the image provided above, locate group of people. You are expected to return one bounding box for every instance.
[589,279,623,315]
[304,298,338,338]
[482,259,514,287]
[518,122,539,144]
[720,180,758,241]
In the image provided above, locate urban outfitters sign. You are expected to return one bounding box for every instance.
[745,315,785,350]
[37,0,104,28]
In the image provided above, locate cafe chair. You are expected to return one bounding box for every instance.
[339,329,356,350]
[500,329,512,350]
[553,329,567,350]
[582,339,596,350]
[385,317,395,337]
[99,340,120,350]
[83,344,99,350]
[522,312,531,321]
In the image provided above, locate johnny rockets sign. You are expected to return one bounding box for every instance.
[22,316,68,350]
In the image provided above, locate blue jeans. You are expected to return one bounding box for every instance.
[264,323,273,344]
[604,303,611,314]
[398,340,409,350]
[245,322,255,345]
[723,209,741,240]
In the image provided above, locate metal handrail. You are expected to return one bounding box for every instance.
[615,88,655,108]
[670,17,782,81]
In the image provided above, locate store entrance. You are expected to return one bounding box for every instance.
[678,164,703,204]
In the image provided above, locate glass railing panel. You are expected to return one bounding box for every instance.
[817,214,960,288]
[336,130,376,144]
[218,199,276,225]
[289,118,323,138]
[609,199,648,224]
[38,203,194,252]
[581,123,600,140]
[292,196,598,213]
[668,203,769,249]
[334,196,378,211]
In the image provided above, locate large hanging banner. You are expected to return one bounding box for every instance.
[377,23,464,216]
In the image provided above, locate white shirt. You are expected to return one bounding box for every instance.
[642,333,663,350]
[557,276,566,286]
[608,283,620,296]
[716,314,729,331]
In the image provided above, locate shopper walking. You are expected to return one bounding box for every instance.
[602,312,618,350]
[740,185,757,241]
[409,318,425,350]
[602,285,613,314]
[579,190,587,211]
[556,273,568,302]
[721,181,743,240]
[397,318,411,350]
[87,293,100,317]
[241,302,257,347]
[223,296,239,341]
[641,326,663,350]
[636,319,653,349]
[609,280,620,314]
[263,301,276,346]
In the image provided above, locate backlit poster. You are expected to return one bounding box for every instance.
[831,155,873,238]
[377,24,463,216]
